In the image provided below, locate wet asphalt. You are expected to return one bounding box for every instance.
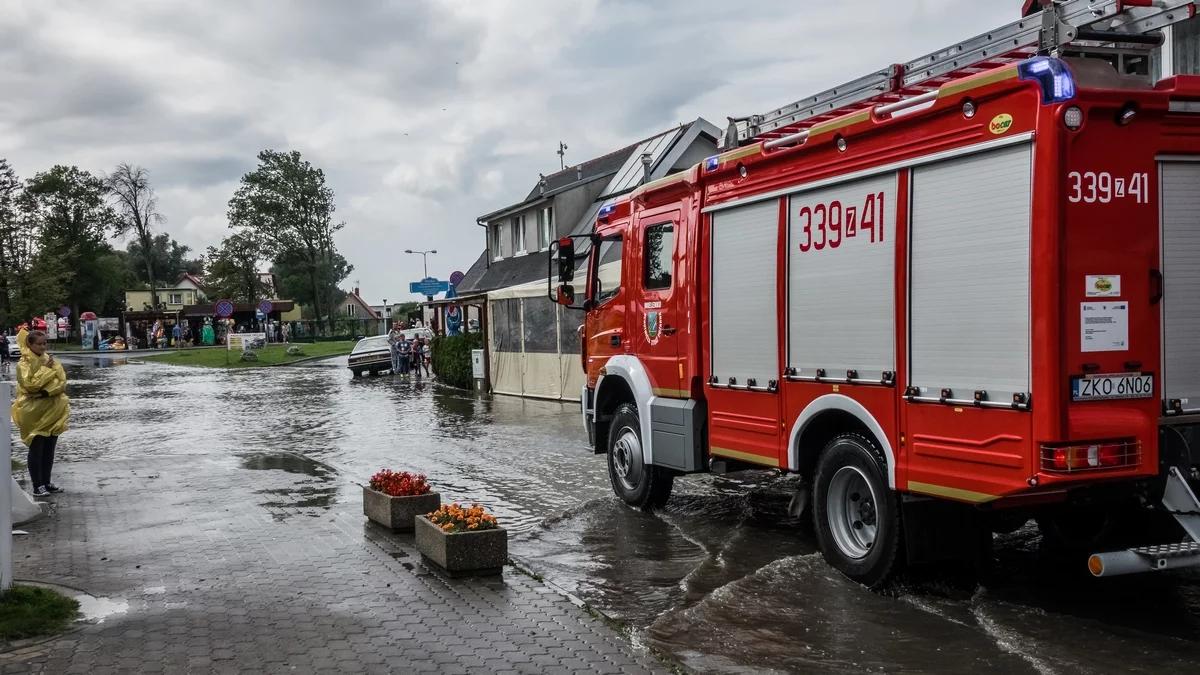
[25,353,1200,673]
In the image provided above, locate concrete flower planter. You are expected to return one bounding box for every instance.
[362,487,441,531]
[414,515,507,577]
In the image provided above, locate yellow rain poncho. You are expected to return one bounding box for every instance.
[10,329,70,446]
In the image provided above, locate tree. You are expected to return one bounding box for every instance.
[204,231,269,303]
[126,233,202,287]
[21,165,115,326]
[271,248,351,321]
[228,150,352,334]
[0,158,21,326]
[107,163,164,309]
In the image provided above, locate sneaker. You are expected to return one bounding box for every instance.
[32,486,49,498]
[46,484,63,493]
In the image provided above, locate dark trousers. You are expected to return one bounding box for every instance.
[28,435,58,489]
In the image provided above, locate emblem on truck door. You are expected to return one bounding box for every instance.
[644,311,661,345]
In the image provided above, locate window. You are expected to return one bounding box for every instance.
[511,215,525,254]
[643,223,674,289]
[538,207,553,250]
[490,223,503,260]
[168,292,183,305]
[347,303,357,317]
[594,236,623,305]
[522,298,558,353]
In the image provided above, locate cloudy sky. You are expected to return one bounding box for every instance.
[0,1,1019,304]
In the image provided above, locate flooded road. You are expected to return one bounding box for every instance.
[22,355,1200,673]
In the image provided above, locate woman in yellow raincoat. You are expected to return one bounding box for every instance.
[11,329,69,497]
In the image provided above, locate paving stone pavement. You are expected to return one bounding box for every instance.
[1,454,667,674]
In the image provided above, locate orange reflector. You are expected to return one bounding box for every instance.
[1088,555,1104,577]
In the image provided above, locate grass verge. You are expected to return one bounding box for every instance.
[137,341,355,369]
[0,585,80,641]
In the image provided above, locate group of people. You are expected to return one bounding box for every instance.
[6,328,70,498]
[387,324,431,378]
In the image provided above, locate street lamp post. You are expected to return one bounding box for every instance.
[383,298,390,332]
[404,249,437,278]
[404,249,438,313]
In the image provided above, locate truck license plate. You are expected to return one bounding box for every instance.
[1072,373,1154,401]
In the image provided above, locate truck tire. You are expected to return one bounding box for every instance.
[607,403,674,509]
[351,369,363,378]
[813,432,903,588]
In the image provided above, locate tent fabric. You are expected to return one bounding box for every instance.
[487,288,588,402]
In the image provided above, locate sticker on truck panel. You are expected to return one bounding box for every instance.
[1081,301,1128,352]
[989,113,1013,135]
[1086,275,1121,298]
[1067,171,1150,204]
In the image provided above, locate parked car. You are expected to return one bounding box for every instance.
[5,338,19,359]
[402,327,434,342]
[348,335,392,377]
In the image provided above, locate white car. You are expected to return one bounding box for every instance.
[5,338,19,359]
[402,327,434,342]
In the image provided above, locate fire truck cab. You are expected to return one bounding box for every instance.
[552,3,1200,586]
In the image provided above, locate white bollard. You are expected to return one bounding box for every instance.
[0,381,12,591]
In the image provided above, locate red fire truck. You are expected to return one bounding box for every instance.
[551,0,1200,586]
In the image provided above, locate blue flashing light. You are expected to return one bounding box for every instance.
[598,203,616,220]
[1018,56,1076,104]
[704,155,720,172]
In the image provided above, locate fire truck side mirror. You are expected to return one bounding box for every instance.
[556,237,575,283]
[555,284,575,306]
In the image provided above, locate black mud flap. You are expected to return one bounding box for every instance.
[902,496,987,565]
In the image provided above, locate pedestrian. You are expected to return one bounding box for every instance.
[410,336,424,378]
[281,323,290,344]
[11,329,70,497]
[396,332,412,378]
[387,322,404,375]
[422,337,433,377]
[0,332,10,373]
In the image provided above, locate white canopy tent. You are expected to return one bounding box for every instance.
[487,277,587,401]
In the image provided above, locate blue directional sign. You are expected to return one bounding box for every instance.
[409,277,450,296]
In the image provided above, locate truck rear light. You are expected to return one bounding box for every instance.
[1040,440,1140,473]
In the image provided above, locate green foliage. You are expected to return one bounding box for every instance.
[126,233,201,288]
[432,333,484,390]
[204,231,269,302]
[228,149,351,333]
[0,585,80,640]
[20,165,116,322]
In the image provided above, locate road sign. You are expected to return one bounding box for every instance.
[57,306,70,318]
[215,299,235,318]
[258,300,274,316]
[449,270,465,286]
[409,277,450,296]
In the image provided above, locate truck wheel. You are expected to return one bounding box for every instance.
[351,369,363,378]
[813,432,903,588]
[607,403,674,509]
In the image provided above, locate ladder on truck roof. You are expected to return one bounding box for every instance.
[721,0,1198,149]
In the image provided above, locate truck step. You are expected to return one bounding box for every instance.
[1089,542,1200,577]
[1089,467,1200,577]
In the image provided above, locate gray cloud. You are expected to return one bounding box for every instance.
[0,0,1020,303]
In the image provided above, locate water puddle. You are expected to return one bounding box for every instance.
[75,594,130,624]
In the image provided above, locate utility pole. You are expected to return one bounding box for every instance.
[557,141,568,170]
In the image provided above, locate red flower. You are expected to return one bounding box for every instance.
[368,469,431,497]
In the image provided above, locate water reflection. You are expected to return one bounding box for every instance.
[50,357,1200,673]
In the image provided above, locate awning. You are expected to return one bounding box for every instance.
[181,301,295,317]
